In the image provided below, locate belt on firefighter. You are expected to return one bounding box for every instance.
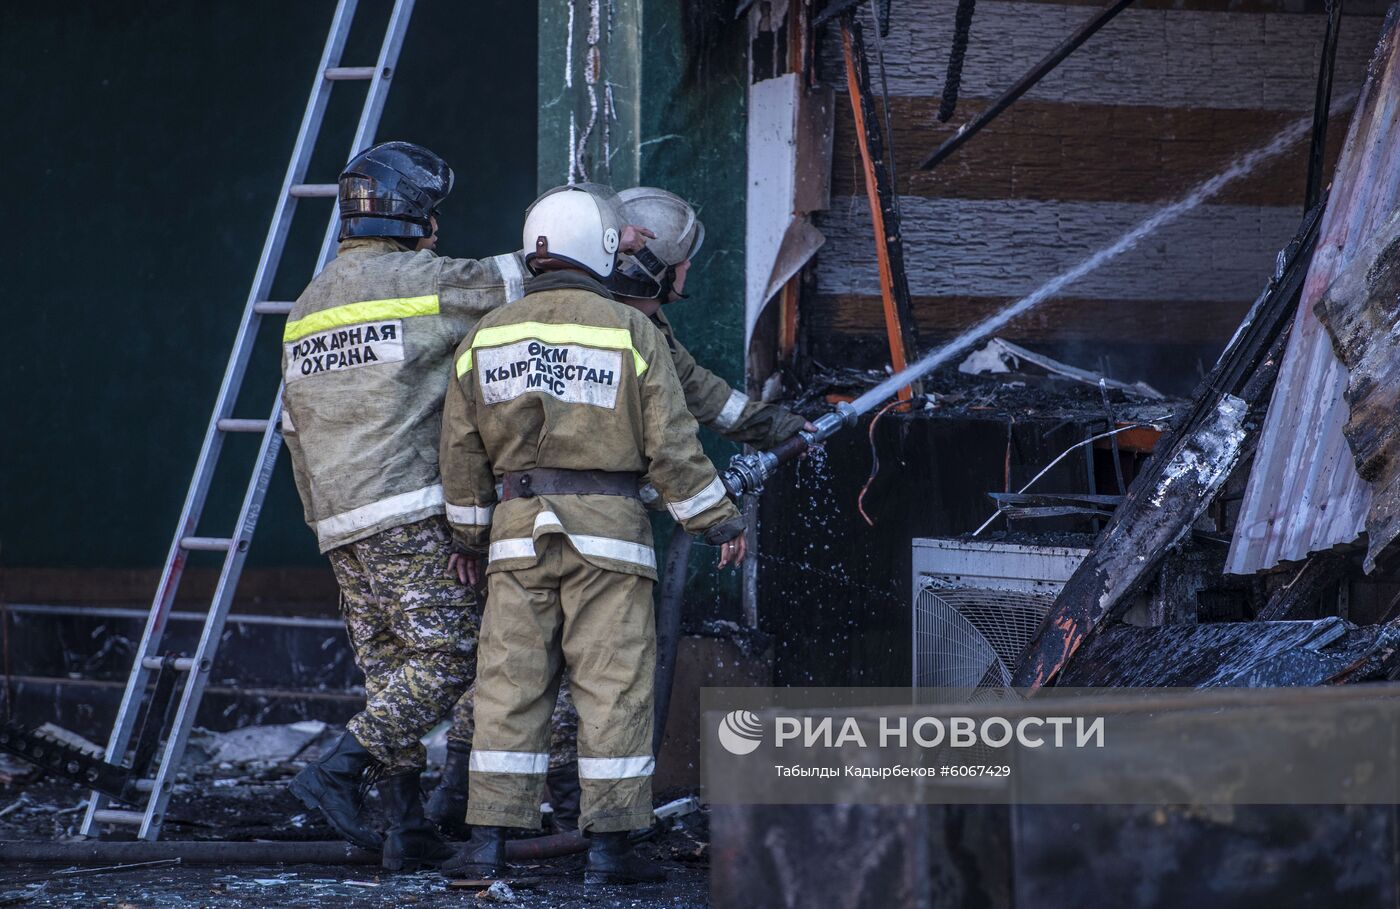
[500,468,643,501]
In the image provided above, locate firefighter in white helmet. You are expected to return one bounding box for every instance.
[439,183,745,884]
[428,187,811,835]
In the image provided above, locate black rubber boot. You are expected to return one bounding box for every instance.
[545,760,581,833]
[585,831,666,886]
[379,770,454,872]
[287,731,383,850]
[440,825,507,879]
[425,741,472,838]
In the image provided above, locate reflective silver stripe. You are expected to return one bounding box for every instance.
[488,511,656,570]
[445,502,494,526]
[713,389,749,431]
[316,484,443,541]
[533,510,565,533]
[491,252,526,303]
[470,749,549,775]
[567,534,657,570]
[578,756,655,779]
[489,537,536,561]
[667,476,727,521]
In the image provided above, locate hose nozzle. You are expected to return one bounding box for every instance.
[719,402,859,498]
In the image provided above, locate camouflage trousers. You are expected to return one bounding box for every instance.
[449,673,579,770]
[327,516,479,773]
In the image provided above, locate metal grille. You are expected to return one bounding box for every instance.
[914,585,1053,690]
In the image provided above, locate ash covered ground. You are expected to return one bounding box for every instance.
[0,744,711,907]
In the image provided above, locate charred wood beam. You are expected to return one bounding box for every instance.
[919,0,1137,171]
[1012,202,1326,691]
[1305,0,1345,211]
[0,720,136,804]
[1255,551,1351,621]
[988,492,1123,509]
[0,655,186,804]
[989,491,1120,521]
[812,0,863,28]
[936,0,978,123]
[841,12,922,399]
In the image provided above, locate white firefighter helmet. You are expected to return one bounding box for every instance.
[522,183,627,279]
[610,186,706,300]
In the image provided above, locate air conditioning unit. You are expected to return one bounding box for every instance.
[912,538,1089,689]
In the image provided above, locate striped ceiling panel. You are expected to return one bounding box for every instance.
[811,0,1385,391]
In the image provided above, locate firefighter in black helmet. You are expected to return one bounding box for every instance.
[283,140,525,872]
[336,141,455,244]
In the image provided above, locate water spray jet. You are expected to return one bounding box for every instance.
[720,101,1343,500]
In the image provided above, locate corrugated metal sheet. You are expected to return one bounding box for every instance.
[1227,9,1400,575]
[1317,213,1400,572]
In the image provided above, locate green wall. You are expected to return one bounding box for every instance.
[536,0,751,614]
[1,0,537,568]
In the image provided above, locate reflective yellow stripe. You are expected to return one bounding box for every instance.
[283,294,440,342]
[455,321,648,377]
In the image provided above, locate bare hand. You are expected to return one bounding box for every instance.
[717,533,748,569]
[448,552,480,587]
[619,224,656,255]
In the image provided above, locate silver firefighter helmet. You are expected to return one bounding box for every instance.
[610,186,705,300]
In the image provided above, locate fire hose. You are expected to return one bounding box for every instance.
[719,402,859,499]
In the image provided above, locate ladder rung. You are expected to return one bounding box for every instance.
[324,66,377,80]
[254,301,293,315]
[133,779,156,792]
[289,183,337,198]
[218,418,270,433]
[141,656,197,672]
[180,537,233,552]
[92,809,145,826]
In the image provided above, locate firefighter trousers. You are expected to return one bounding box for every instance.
[466,535,655,833]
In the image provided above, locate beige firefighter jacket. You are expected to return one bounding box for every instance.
[440,270,744,581]
[282,238,527,553]
[650,310,807,449]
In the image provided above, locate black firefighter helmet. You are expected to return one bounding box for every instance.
[337,141,454,241]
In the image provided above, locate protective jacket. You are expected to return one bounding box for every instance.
[441,270,743,581]
[282,238,527,552]
[650,310,806,449]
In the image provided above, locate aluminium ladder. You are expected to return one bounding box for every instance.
[81,0,416,841]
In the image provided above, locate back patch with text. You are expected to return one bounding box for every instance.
[285,320,404,382]
[477,339,622,408]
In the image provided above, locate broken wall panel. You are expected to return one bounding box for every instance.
[1229,8,1400,574]
[746,71,833,349]
[809,0,1383,396]
[1317,215,1400,572]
